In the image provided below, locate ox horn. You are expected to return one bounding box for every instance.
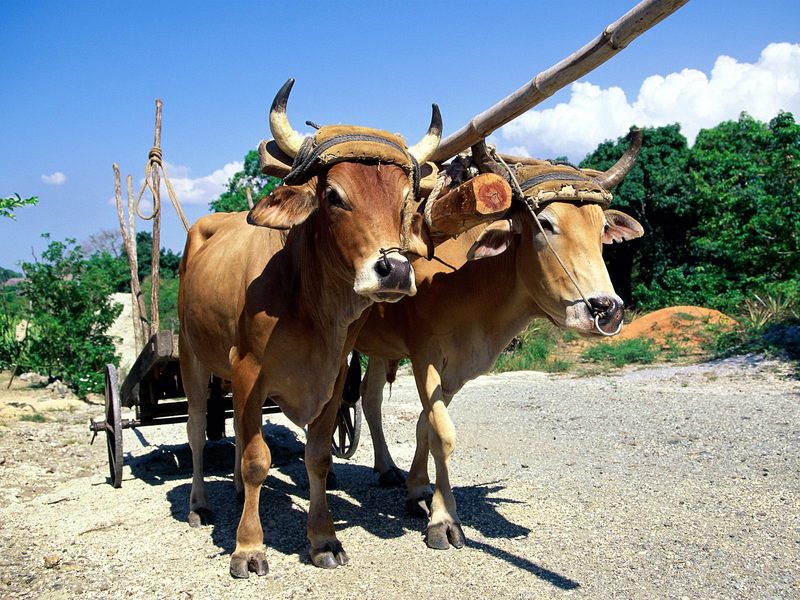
[269,78,306,158]
[591,127,643,190]
[407,104,443,164]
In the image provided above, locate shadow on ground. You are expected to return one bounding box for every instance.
[125,421,577,589]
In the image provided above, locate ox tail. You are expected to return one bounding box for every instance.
[343,351,362,405]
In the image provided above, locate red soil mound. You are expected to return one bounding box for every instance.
[617,305,736,354]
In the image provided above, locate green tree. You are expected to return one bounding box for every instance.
[0,267,22,283]
[209,149,281,212]
[581,124,692,305]
[0,194,38,219]
[132,231,182,281]
[685,111,800,307]
[19,236,121,396]
[583,112,800,312]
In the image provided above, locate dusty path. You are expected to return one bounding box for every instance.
[0,356,797,599]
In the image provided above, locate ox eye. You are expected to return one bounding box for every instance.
[537,216,556,234]
[325,188,349,210]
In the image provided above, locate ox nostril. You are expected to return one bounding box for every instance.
[374,257,411,289]
[589,296,614,315]
[375,256,392,278]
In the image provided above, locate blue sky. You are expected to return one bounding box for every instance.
[2,0,799,269]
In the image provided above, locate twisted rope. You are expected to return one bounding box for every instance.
[135,146,190,233]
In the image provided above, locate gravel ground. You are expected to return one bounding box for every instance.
[0,355,797,600]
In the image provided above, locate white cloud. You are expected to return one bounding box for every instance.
[499,42,800,162]
[106,160,243,210]
[41,171,67,185]
[160,160,243,205]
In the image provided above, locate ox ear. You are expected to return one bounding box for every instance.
[247,184,318,230]
[404,212,434,259]
[603,209,644,244]
[466,215,523,260]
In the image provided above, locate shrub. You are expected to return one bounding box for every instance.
[582,338,659,368]
[0,287,25,370]
[714,291,800,359]
[19,236,121,397]
[141,276,181,332]
[494,322,560,372]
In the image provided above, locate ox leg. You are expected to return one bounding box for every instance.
[306,363,350,569]
[233,415,244,502]
[412,360,465,550]
[181,347,213,528]
[404,409,433,518]
[229,355,270,579]
[361,357,405,488]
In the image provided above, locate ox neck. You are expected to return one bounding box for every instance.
[287,216,371,333]
[481,236,543,330]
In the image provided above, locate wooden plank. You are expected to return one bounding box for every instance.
[120,331,179,407]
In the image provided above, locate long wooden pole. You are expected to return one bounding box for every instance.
[113,165,147,353]
[149,100,163,335]
[431,0,689,163]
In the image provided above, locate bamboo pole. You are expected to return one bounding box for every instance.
[431,0,689,162]
[149,99,163,335]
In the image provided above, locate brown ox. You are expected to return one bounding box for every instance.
[178,79,440,576]
[353,137,644,549]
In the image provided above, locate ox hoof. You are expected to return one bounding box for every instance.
[230,550,269,579]
[426,521,466,550]
[326,469,338,490]
[377,467,406,488]
[187,507,213,528]
[310,541,349,569]
[405,496,432,519]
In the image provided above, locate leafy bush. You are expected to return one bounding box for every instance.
[714,292,800,359]
[494,321,570,372]
[0,286,25,370]
[141,276,181,332]
[18,236,121,397]
[582,338,659,368]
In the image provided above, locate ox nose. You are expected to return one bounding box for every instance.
[374,255,412,290]
[588,295,624,335]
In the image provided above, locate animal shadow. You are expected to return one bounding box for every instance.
[138,422,577,587]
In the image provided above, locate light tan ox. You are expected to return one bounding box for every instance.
[178,79,441,576]
[354,136,644,550]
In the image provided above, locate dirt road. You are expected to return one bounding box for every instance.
[0,356,797,599]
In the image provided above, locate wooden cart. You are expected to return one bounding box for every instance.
[90,330,362,488]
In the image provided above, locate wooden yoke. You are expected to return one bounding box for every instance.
[423,173,512,242]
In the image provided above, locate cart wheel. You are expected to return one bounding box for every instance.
[331,399,362,459]
[104,364,123,488]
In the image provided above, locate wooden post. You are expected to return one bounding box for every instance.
[424,173,512,240]
[128,175,149,346]
[114,164,148,352]
[149,99,163,336]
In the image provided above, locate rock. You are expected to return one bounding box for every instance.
[43,554,60,569]
[45,381,70,399]
[20,372,48,385]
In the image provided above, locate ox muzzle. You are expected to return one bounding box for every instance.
[565,292,625,336]
[354,248,417,302]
